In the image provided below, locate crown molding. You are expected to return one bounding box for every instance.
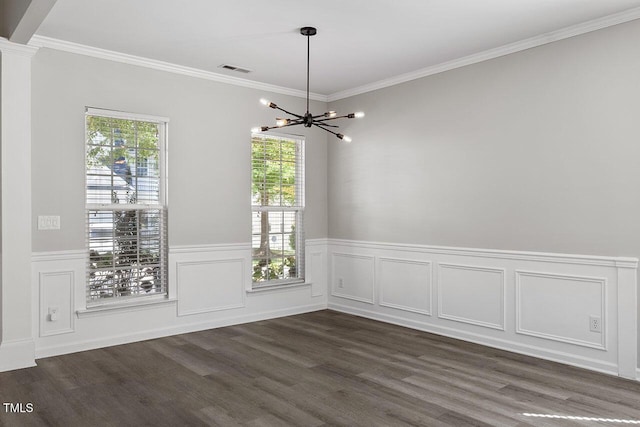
[28,35,329,102]
[327,6,640,102]
[27,6,640,104]
[0,37,39,57]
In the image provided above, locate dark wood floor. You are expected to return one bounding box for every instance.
[1,310,640,427]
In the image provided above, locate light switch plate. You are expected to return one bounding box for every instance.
[38,215,60,230]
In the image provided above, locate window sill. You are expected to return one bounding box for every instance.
[76,297,177,318]
[246,281,311,294]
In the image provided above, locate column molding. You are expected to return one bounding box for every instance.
[617,263,638,379]
[0,38,38,371]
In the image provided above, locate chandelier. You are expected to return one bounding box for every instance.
[252,27,364,142]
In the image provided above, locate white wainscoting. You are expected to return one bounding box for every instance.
[379,257,432,315]
[176,258,246,316]
[331,252,375,304]
[30,240,327,359]
[515,270,606,350]
[25,238,640,380]
[306,239,328,298]
[31,250,85,342]
[327,239,638,379]
[438,263,505,330]
[38,271,76,337]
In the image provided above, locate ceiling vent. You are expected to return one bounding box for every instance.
[218,64,252,74]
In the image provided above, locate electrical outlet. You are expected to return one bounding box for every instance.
[338,278,344,288]
[589,316,602,333]
[48,307,59,322]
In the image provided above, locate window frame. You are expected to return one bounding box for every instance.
[251,132,305,289]
[85,107,169,307]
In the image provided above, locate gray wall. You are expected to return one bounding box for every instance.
[328,19,640,258]
[31,48,328,252]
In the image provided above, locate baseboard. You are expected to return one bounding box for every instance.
[35,303,326,359]
[0,339,36,372]
[328,303,618,377]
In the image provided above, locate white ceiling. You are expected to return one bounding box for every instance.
[34,0,640,99]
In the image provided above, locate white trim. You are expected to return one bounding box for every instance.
[328,303,619,377]
[437,263,506,331]
[39,271,75,337]
[35,304,325,359]
[2,40,36,374]
[32,250,86,262]
[515,270,607,350]
[617,265,638,379]
[327,6,640,101]
[328,238,638,268]
[76,298,177,318]
[0,37,39,56]
[246,281,311,294]
[29,35,328,102]
[0,339,36,372]
[378,257,432,316]
[331,252,375,304]
[85,107,170,123]
[176,258,246,316]
[169,243,251,254]
[330,292,374,305]
[306,238,330,247]
[308,252,326,298]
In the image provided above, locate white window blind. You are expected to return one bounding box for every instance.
[85,108,168,306]
[251,133,305,286]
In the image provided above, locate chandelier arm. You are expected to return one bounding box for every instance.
[259,121,305,132]
[314,114,354,122]
[312,122,339,128]
[275,121,305,130]
[273,105,304,119]
[281,120,305,128]
[314,117,345,124]
[310,113,342,120]
[313,123,342,137]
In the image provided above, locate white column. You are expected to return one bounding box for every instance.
[0,39,38,371]
[616,259,638,380]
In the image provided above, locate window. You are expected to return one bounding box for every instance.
[251,133,305,286]
[85,108,168,305]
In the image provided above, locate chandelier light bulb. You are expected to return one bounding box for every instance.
[276,118,289,127]
[336,133,352,143]
[325,111,337,118]
[354,112,365,118]
[251,127,261,133]
[259,98,277,108]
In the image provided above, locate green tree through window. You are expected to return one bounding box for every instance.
[251,134,304,284]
